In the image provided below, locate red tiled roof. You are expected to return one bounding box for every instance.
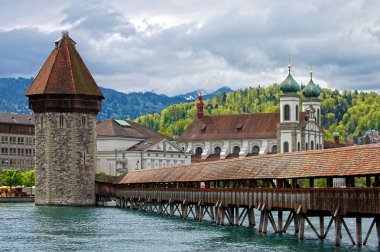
[25,34,104,98]
[97,119,167,139]
[177,112,306,141]
[119,144,380,183]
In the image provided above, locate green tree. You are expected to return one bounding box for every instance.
[22,170,35,187]
[1,169,22,187]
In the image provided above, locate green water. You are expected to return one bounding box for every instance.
[0,203,378,251]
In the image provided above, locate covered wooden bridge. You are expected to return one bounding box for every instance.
[97,144,380,246]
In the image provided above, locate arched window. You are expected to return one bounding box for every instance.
[232,146,240,155]
[284,105,290,121]
[296,105,299,121]
[214,146,221,155]
[306,143,308,150]
[195,147,203,155]
[317,109,320,124]
[297,142,300,151]
[283,142,289,153]
[252,146,260,154]
[316,144,319,150]
[311,141,314,150]
[271,145,277,153]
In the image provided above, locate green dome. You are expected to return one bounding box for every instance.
[302,73,321,98]
[280,66,300,93]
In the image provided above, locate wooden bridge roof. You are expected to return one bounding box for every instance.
[119,144,380,184]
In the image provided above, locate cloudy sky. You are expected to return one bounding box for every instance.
[0,0,379,95]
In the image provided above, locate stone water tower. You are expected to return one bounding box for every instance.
[25,32,104,205]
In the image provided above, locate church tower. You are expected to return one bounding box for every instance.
[25,32,104,206]
[277,64,301,153]
[302,71,322,125]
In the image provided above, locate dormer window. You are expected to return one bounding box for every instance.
[236,123,243,130]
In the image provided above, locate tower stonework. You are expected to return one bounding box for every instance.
[25,32,104,206]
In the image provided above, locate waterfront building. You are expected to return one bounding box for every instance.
[0,112,35,172]
[97,119,190,175]
[177,66,324,161]
[25,32,104,206]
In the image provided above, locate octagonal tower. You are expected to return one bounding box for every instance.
[25,32,104,206]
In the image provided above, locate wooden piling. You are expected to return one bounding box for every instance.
[356,217,362,246]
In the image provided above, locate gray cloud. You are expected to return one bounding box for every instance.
[0,0,379,95]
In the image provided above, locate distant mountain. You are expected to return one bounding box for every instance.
[174,86,233,101]
[0,77,233,121]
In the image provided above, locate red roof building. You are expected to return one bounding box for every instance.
[177,67,324,162]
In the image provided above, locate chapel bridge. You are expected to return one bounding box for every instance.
[96,144,380,247]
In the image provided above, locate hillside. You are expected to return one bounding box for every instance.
[135,84,380,142]
[0,77,232,121]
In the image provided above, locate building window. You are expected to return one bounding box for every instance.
[271,145,277,153]
[296,105,299,121]
[283,142,289,153]
[284,105,290,121]
[311,141,314,150]
[17,137,24,145]
[10,137,16,145]
[59,115,65,128]
[1,136,8,144]
[232,146,240,155]
[306,143,308,150]
[252,146,260,154]
[195,147,203,155]
[214,146,221,155]
[297,142,300,151]
[316,144,319,150]
[1,148,8,155]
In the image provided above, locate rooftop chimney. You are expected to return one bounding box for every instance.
[333,132,340,145]
[197,94,204,120]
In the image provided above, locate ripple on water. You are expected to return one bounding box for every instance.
[0,203,379,252]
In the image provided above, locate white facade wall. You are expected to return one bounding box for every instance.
[96,138,191,176]
[178,138,278,158]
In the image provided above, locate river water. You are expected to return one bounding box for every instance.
[0,203,378,251]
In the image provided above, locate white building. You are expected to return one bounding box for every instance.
[177,66,324,161]
[0,112,35,171]
[97,119,190,175]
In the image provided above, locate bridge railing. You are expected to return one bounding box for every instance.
[115,187,380,216]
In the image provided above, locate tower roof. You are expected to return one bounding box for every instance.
[302,71,321,98]
[280,65,300,93]
[25,32,104,98]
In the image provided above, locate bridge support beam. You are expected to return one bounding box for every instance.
[356,217,362,246]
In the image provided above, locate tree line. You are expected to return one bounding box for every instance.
[135,84,380,143]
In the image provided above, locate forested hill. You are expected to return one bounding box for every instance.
[135,84,380,142]
[0,77,233,121]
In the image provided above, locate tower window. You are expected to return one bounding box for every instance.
[283,142,289,153]
[317,109,320,124]
[297,142,300,151]
[311,141,314,150]
[59,115,65,128]
[296,105,299,121]
[284,105,290,121]
[81,116,87,128]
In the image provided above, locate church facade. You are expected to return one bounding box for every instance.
[177,65,324,160]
